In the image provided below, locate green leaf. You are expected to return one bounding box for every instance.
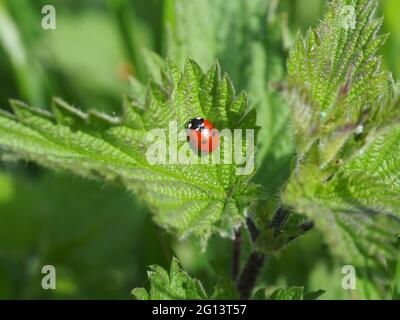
[210,277,240,300]
[0,59,259,247]
[268,287,304,300]
[303,289,326,300]
[284,127,400,266]
[284,0,400,267]
[287,0,390,164]
[165,0,293,194]
[132,258,208,300]
[266,286,325,300]
[131,288,149,300]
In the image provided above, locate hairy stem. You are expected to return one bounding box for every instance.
[237,251,266,300]
[269,207,290,235]
[237,208,312,300]
[287,221,314,243]
[246,217,259,243]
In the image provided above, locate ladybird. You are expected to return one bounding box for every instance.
[185,118,219,153]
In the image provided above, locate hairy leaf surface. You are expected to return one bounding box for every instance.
[284,0,400,266]
[0,59,259,246]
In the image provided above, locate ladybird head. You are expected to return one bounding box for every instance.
[185,117,204,131]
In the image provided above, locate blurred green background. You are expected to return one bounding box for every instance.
[0,0,399,299]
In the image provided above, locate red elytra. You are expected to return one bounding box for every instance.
[186,118,220,153]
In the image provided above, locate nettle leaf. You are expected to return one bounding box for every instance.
[0,59,259,247]
[284,0,400,267]
[287,0,390,163]
[255,286,325,300]
[166,0,293,195]
[132,257,239,300]
[303,289,326,301]
[132,258,208,300]
[284,127,400,266]
[268,287,304,300]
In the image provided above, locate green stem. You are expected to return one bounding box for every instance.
[107,0,146,82]
[162,0,176,57]
[237,208,313,300]
[0,2,43,105]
